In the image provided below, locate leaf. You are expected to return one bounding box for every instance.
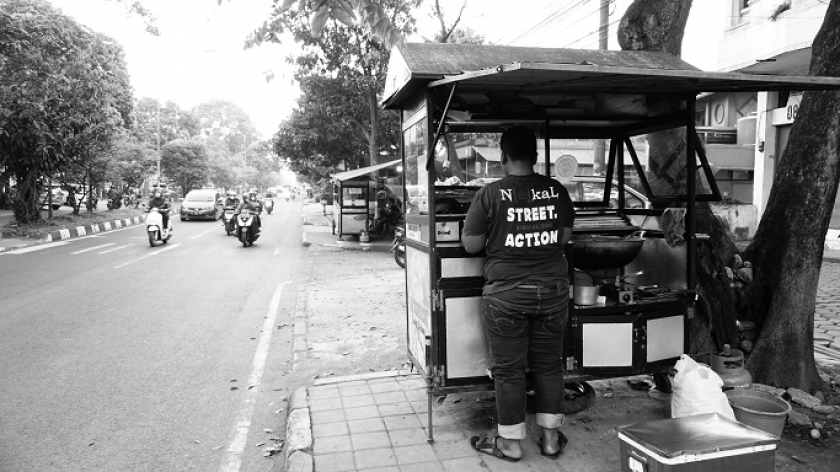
[278,0,297,13]
[310,8,330,37]
[331,6,355,27]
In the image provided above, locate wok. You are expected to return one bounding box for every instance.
[571,234,645,270]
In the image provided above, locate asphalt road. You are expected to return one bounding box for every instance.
[0,200,307,472]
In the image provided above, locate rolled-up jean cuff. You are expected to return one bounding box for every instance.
[536,413,565,429]
[497,422,526,440]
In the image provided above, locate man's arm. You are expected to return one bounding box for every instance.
[560,226,573,246]
[461,233,486,254]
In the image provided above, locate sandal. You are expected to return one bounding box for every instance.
[539,430,568,459]
[470,434,521,462]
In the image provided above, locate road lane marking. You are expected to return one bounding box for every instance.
[113,243,182,269]
[99,245,131,254]
[2,241,71,254]
[219,282,288,472]
[190,229,215,240]
[71,244,114,255]
[272,248,280,256]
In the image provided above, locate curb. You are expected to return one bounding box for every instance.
[300,230,392,253]
[285,386,313,472]
[44,215,147,242]
[0,209,180,253]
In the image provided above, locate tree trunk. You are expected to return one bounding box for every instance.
[744,0,840,391]
[618,0,739,357]
[12,169,41,224]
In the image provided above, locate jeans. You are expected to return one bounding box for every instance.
[481,281,569,440]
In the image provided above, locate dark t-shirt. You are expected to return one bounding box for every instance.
[463,174,574,293]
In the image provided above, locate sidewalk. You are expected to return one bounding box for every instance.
[291,201,840,472]
[300,203,392,253]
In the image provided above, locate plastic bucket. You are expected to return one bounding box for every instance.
[726,388,791,437]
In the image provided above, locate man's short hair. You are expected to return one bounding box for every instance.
[500,127,538,162]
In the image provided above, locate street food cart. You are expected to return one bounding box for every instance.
[382,42,840,440]
[331,159,401,238]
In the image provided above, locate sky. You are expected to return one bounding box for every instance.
[50,0,722,138]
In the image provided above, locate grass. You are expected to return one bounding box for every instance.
[1,208,146,240]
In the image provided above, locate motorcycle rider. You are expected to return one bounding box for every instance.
[236,189,262,235]
[223,190,240,208]
[147,188,172,231]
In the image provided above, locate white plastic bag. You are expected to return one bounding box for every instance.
[670,354,735,420]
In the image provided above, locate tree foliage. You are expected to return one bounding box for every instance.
[191,99,259,156]
[132,98,199,147]
[160,139,209,193]
[0,0,134,223]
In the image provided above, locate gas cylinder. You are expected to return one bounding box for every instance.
[711,344,752,390]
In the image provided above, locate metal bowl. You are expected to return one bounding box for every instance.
[571,235,645,270]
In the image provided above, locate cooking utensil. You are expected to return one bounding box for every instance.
[571,234,645,270]
[574,284,600,306]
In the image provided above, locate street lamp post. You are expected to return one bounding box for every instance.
[156,99,161,180]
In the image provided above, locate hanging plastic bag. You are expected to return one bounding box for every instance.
[670,354,736,420]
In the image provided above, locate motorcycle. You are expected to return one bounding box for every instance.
[107,197,122,210]
[235,209,260,247]
[146,207,172,247]
[263,197,274,214]
[222,207,237,235]
[391,225,406,268]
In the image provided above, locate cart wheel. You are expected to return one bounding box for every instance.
[652,372,673,393]
[562,381,595,414]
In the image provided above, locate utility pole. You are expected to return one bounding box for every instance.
[156,99,161,180]
[593,0,610,175]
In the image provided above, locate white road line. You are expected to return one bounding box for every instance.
[272,248,280,256]
[3,241,71,254]
[71,244,114,255]
[190,229,215,240]
[219,282,288,472]
[113,243,182,269]
[99,245,131,254]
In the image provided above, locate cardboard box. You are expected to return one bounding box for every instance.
[618,414,779,472]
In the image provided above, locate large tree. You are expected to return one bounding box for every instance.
[160,139,209,193]
[274,75,376,174]
[244,0,415,167]
[191,99,259,156]
[0,0,133,222]
[132,98,200,147]
[619,0,840,392]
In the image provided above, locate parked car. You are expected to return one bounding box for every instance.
[466,175,650,209]
[180,188,223,221]
[563,176,651,209]
[39,185,69,210]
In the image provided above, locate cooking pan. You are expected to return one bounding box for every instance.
[571,234,645,270]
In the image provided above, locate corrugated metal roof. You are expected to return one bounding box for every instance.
[382,43,840,109]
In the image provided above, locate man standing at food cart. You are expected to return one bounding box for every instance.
[462,126,574,462]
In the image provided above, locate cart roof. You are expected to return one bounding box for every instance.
[382,43,840,109]
[331,159,401,182]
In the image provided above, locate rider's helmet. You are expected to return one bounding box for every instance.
[152,189,162,199]
[227,190,236,199]
[249,188,258,200]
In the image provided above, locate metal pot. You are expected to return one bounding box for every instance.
[573,284,600,306]
[571,234,645,270]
